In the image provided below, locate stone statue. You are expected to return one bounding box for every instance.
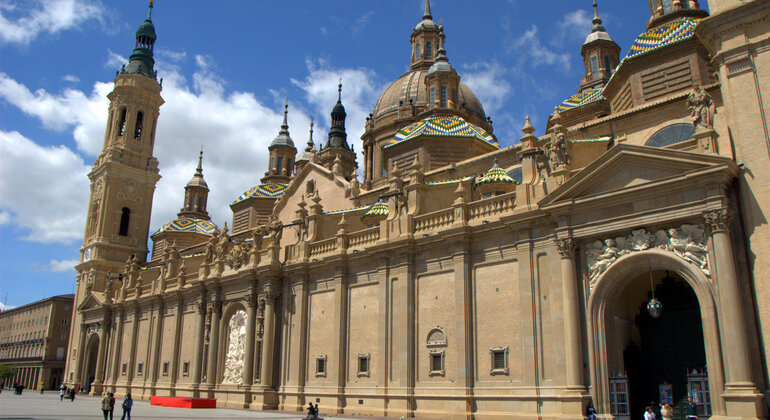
[668,225,709,272]
[548,131,568,169]
[687,84,716,129]
[252,225,269,250]
[267,217,283,243]
[221,310,247,384]
[588,239,622,284]
[304,402,322,420]
[203,231,219,263]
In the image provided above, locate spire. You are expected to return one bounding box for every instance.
[327,81,349,150]
[305,119,315,152]
[124,0,158,79]
[270,99,294,147]
[186,148,208,189]
[423,0,432,20]
[195,147,204,178]
[179,149,210,220]
[591,0,606,33]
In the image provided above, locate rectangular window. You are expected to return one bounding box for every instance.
[118,108,127,136]
[357,354,370,377]
[429,87,436,109]
[61,319,68,326]
[429,351,444,376]
[590,56,599,80]
[604,55,611,73]
[121,363,127,375]
[162,362,169,376]
[316,355,327,377]
[276,156,283,174]
[182,361,190,376]
[490,347,509,375]
[59,332,66,340]
[440,86,447,108]
[426,42,432,58]
[137,362,143,376]
[133,111,144,140]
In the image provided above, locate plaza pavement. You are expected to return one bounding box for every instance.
[0,391,425,420]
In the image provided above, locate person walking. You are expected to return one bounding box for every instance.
[686,396,698,420]
[644,406,656,420]
[661,403,673,420]
[101,393,112,420]
[59,386,65,401]
[109,392,116,420]
[120,393,133,420]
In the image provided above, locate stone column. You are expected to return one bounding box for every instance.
[704,209,763,401]
[92,315,111,394]
[192,293,206,389]
[148,299,164,393]
[205,295,221,385]
[73,322,87,386]
[169,296,183,394]
[555,238,585,390]
[110,311,124,388]
[243,289,257,386]
[126,306,140,386]
[259,293,278,388]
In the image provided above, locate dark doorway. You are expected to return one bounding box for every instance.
[623,272,706,418]
[84,336,99,394]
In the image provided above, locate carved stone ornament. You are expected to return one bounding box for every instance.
[548,132,568,169]
[221,310,247,384]
[703,208,730,233]
[86,323,102,336]
[586,225,710,291]
[687,84,716,129]
[554,238,576,259]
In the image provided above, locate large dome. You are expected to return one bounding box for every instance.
[372,70,486,123]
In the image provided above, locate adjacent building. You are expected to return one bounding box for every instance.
[0,294,74,390]
[65,1,770,419]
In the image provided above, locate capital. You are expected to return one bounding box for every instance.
[554,237,577,259]
[703,208,730,233]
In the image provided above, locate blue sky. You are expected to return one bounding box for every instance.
[0,0,707,309]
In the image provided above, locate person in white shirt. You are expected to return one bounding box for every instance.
[644,406,656,420]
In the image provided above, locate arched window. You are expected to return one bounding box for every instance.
[197,196,203,211]
[426,42,432,58]
[645,123,696,148]
[134,111,144,140]
[118,108,127,136]
[276,156,283,174]
[119,207,130,236]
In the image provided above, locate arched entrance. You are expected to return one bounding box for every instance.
[83,334,99,394]
[587,250,726,419]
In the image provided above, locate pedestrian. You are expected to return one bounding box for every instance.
[120,393,133,420]
[586,401,597,420]
[661,403,673,420]
[101,393,112,420]
[59,386,65,401]
[109,392,116,420]
[644,406,656,420]
[650,401,661,420]
[40,384,44,394]
[686,396,698,420]
[69,388,76,402]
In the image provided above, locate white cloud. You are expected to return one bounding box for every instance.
[462,61,511,116]
[553,9,593,47]
[513,25,571,70]
[48,259,79,273]
[0,0,104,45]
[0,130,90,244]
[62,74,80,83]
[0,302,16,311]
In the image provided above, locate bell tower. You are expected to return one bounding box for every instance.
[79,0,163,275]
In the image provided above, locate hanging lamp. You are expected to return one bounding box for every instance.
[647,268,663,318]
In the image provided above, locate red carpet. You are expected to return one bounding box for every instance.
[149,396,217,409]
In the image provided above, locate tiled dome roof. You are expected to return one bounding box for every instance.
[153,217,217,236]
[232,183,288,204]
[474,162,518,189]
[556,89,605,112]
[372,70,486,123]
[626,17,700,60]
[387,115,497,149]
[361,200,388,221]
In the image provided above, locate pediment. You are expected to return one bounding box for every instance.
[76,292,105,312]
[540,144,736,206]
[272,162,352,221]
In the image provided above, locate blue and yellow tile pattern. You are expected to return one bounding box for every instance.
[474,164,518,190]
[232,183,288,204]
[361,201,389,221]
[387,116,498,149]
[627,18,700,59]
[557,89,605,112]
[153,217,217,236]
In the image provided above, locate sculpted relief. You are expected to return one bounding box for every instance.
[586,225,709,291]
[222,309,247,384]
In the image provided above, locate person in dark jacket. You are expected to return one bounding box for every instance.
[120,393,133,420]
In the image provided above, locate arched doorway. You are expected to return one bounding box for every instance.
[83,334,99,394]
[587,251,726,419]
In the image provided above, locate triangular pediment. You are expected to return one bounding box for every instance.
[76,292,105,312]
[272,162,353,222]
[540,144,736,206]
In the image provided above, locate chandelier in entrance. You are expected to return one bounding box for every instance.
[647,269,663,318]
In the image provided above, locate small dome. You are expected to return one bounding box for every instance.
[153,217,217,236]
[414,18,439,31]
[474,162,518,190]
[271,132,294,147]
[372,70,486,124]
[361,200,388,222]
[584,30,614,45]
[626,17,700,60]
[232,183,288,204]
[186,175,208,189]
[136,19,156,40]
[427,59,457,75]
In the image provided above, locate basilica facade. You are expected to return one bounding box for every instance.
[64,1,770,419]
